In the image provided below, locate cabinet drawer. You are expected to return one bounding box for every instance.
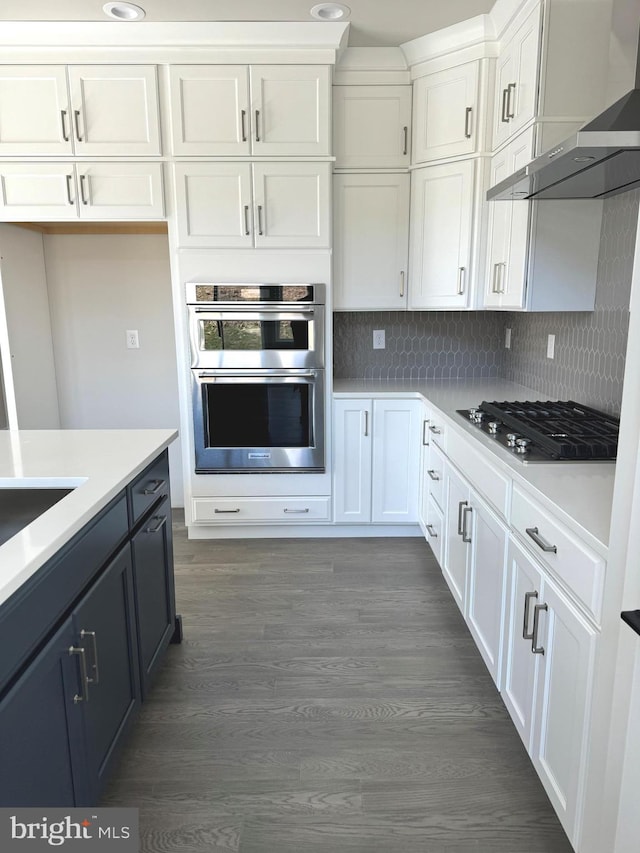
[425,494,444,566]
[193,496,331,523]
[446,428,510,519]
[511,485,605,621]
[426,443,445,511]
[427,415,446,451]
[129,452,170,526]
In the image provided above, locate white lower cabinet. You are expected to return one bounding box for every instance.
[334,397,422,524]
[503,537,597,847]
[442,462,471,613]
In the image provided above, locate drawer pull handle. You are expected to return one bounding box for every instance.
[69,646,90,704]
[532,602,548,655]
[522,590,538,640]
[526,526,557,554]
[144,515,165,534]
[65,173,74,205]
[462,506,473,543]
[457,500,468,536]
[214,508,241,514]
[422,419,430,445]
[284,508,310,514]
[426,523,438,538]
[80,629,99,685]
[429,425,441,435]
[427,469,440,481]
[143,479,165,495]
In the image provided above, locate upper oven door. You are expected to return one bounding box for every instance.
[188,307,324,369]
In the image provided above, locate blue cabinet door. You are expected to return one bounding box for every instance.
[72,545,140,802]
[0,617,88,806]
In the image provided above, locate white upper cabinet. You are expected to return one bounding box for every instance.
[333,85,411,169]
[408,159,476,310]
[169,64,330,157]
[413,61,480,163]
[333,173,409,310]
[0,65,161,157]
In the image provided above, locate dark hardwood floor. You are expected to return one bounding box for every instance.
[102,512,573,853]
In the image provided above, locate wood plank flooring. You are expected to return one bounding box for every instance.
[102,513,573,853]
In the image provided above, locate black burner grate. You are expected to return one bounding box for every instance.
[479,400,619,460]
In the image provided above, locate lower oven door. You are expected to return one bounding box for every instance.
[192,369,325,473]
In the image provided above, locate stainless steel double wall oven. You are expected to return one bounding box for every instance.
[187,283,325,473]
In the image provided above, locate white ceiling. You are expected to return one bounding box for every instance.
[0,0,495,47]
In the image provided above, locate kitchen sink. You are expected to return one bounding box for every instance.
[0,488,74,548]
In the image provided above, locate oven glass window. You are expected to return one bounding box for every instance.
[203,383,311,448]
[195,284,314,303]
[200,319,309,351]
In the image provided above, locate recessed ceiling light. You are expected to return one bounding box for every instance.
[310,3,351,21]
[103,2,146,21]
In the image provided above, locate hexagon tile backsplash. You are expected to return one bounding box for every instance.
[333,190,639,417]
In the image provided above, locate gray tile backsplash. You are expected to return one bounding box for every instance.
[333,190,639,416]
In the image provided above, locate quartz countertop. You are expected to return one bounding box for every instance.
[0,429,177,607]
[333,379,615,555]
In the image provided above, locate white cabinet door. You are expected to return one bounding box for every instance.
[371,399,422,524]
[442,463,471,614]
[466,495,509,687]
[173,162,253,248]
[409,160,474,309]
[493,47,516,151]
[253,162,330,249]
[168,65,250,156]
[68,66,160,156]
[501,538,543,750]
[250,66,330,156]
[333,85,411,169]
[333,173,409,310]
[0,66,71,155]
[76,163,164,220]
[333,399,372,524]
[531,577,597,846]
[0,163,77,220]
[413,62,479,163]
[484,145,512,308]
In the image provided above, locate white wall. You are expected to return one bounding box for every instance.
[44,233,183,505]
[0,223,60,429]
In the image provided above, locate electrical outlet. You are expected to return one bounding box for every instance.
[373,329,386,350]
[547,333,555,359]
[126,330,140,349]
[505,327,512,349]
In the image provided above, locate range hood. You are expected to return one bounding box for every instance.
[488,29,640,201]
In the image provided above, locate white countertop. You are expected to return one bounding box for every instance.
[0,429,178,607]
[333,379,616,555]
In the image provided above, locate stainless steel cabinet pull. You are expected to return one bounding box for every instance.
[464,106,473,139]
[80,630,99,685]
[531,602,548,654]
[522,590,538,640]
[364,410,369,437]
[400,270,405,298]
[422,419,430,446]
[427,469,440,481]
[506,83,516,119]
[426,524,438,538]
[526,527,557,554]
[65,173,74,205]
[457,267,466,295]
[144,516,165,534]
[462,506,473,543]
[491,263,500,294]
[457,500,468,536]
[429,425,441,435]
[240,109,247,142]
[257,204,264,235]
[284,508,310,514]
[69,646,90,703]
[214,508,241,514]
[143,478,165,495]
[79,173,89,205]
[60,109,69,142]
[73,109,83,142]
[402,125,408,155]
[255,109,260,142]
[497,262,506,293]
[243,204,251,236]
[501,88,510,123]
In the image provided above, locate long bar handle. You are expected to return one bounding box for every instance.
[243,204,251,236]
[143,478,165,495]
[69,646,90,703]
[532,602,548,654]
[402,125,408,155]
[73,109,83,142]
[426,524,438,539]
[400,271,405,298]
[79,630,99,685]
[462,506,473,543]
[497,262,506,294]
[457,267,466,295]
[240,109,247,142]
[257,204,264,236]
[522,590,538,640]
[283,508,310,514]
[526,526,557,554]
[364,410,369,437]
[65,173,74,205]
[501,88,510,123]
[491,263,500,294]
[255,109,260,142]
[506,83,516,120]
[422,419,430,446]
[214,508,241,514]
[79,173,89,205]
[464,106,473,139]
[144,516,165,534]
[457,500,468,536]
[60,109,69,142]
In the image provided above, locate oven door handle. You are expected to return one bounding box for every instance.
[196,371,319,379]
[191,306,315,315]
